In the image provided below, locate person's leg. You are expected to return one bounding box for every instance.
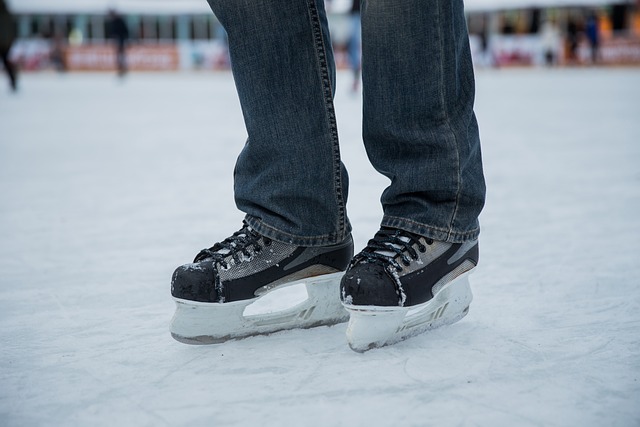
[207,0,350,246]
[170,0,354,344]
[347,13,361,91]
[340,0,485,351]
[116,41,126,75]
[1,48,17,90]
[360,0,485,243]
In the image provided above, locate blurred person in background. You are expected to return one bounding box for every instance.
[540,18,561,66]
[566,18,580,65]
[49,31,67,72]
[170,0,485,351]
[0,0,17,91]
[585,11,600,64]
[107,9,129,76]
[346,0,361,92]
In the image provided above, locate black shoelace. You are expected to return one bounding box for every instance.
[358,228,433,272]
[193,223,272,268]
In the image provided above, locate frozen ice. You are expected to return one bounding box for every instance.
[1,68,639,426]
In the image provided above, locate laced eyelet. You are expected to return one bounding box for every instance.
[402,260,411,266]
[418,245,426,253]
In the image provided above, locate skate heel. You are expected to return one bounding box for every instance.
[344,272,473,352]
[170,272,348,344]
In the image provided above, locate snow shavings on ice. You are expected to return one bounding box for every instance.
[0,69,639,427]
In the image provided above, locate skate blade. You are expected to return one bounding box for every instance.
[343,272,473,353]
[170,272,348,344]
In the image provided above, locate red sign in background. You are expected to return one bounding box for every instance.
[64,44,180,71]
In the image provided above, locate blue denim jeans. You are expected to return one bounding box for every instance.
[207,0,485,246]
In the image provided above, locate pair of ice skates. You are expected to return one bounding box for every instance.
[170,223,478,352]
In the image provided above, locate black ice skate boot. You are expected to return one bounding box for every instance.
[340,227,478,352]
[170,222,354,344]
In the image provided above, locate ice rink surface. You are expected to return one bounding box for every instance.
[1,68,639,426]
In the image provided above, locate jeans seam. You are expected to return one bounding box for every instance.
[435,0,462,241]
[307,0,346,241]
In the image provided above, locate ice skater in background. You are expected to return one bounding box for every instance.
[107,10,129,76]
[540,18,561,67]
[585,12,600,65]
[170,0,485,352]
[0,0,18,91]
[346,0,361,92]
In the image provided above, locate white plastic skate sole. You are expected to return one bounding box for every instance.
[170,272,348,344]
[343,271,473,352]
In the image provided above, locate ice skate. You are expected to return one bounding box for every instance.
[170,222,353,344]
[340,227,478,352]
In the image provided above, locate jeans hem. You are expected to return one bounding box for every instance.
[381,215,479,243]
[245,215,351,247]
